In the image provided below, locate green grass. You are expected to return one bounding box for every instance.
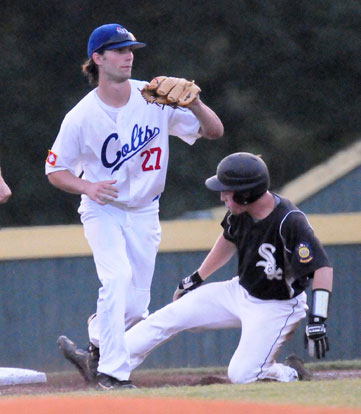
[41,360,361,408]
[128,379,361,408]
[307,359,361,371]
[40,378,361,408]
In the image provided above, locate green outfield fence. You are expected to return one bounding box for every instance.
[0,212,360,372]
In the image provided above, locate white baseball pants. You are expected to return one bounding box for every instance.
[80,201,161,381]
[125,276,308,383]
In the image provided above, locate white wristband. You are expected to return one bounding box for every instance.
[312,289,330,319]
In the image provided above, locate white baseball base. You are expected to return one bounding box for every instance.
[0,368,47,386]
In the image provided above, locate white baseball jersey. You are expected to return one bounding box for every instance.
[46,80,201,381]
[45,79,200,208]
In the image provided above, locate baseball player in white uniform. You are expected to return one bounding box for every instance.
[58,152,333,385]
[123,153,333,383]
[46,23,223,390]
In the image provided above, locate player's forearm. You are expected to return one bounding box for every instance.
[312,266,333,292]
[198,234,236,280]
[305,266,333,359]
[48,170,89,195]
[188,99,224,140]
[173,235,235,301]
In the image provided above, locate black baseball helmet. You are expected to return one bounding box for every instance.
[205,152,270,204]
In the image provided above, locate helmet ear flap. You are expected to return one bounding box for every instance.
[233,190,265,205]
[233,192,249,205]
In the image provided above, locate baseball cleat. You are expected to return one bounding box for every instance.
[97,373,137,390]
[57,335,99,383]
[284,353,313,381]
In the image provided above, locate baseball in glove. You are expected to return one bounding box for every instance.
[141,76,201,107]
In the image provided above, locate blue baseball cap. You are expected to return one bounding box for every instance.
[87,23,146,58]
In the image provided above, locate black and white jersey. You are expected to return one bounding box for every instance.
[221,194,330,300]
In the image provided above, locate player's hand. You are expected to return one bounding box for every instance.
[186,95,201,110]
[304,315,329,359]
[0,170,12,204]
[172,271,203,301]
[172,286,184,302]
[85,180,119,205]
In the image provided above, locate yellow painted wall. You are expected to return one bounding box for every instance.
[0,213,360,260]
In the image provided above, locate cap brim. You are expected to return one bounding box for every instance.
[90,41,146,57]
[105,41,146,51]
[205,175,230,192]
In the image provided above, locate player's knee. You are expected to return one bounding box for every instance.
[227,366,248,384]
[228,361,256,384]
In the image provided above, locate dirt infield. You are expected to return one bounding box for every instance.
[1,395,361,414]
[0,370,361,414]
[0,368,361,396]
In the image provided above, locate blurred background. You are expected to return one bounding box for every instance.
[0,0,360,373]
[1,0,361,225]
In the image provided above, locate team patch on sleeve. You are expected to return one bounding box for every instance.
[46,150,58,166]
[296,243,313,263]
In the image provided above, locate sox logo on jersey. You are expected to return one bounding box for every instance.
[256,243,283,280]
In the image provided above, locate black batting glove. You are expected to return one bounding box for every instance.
[304,315,330,359]
[173,271,203,301]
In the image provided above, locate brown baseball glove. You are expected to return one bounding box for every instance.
[141,76,201,107]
